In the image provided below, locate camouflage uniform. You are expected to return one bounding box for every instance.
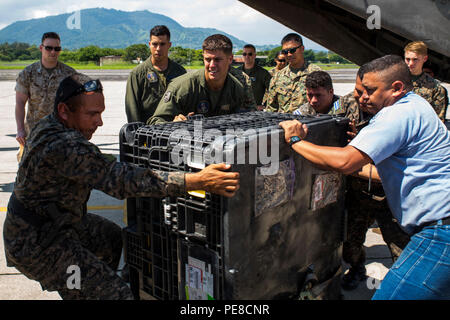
[3,113,186,299]
[125,57,186,123]
[228,67,257,111]
[15,61,76,136]
[237,64,271,105]
[338,93,410,266]
[262,62,321,113]
[268,67,280,77]
[148,68,257,125]
[293,94,360,121]
[411,72,448,120]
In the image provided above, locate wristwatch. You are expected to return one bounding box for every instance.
[289,136,301,146]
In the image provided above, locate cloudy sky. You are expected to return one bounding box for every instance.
[0,0,326,49]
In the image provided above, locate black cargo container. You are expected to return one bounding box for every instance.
[120,112,349,300]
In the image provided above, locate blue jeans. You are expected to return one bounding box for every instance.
[372,224,450,300]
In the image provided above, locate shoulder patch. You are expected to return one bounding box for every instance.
[163,91,172,102]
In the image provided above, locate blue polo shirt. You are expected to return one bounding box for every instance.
[349,92,450,234]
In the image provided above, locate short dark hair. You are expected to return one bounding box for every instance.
[150,25,171,40]
[305,71,333,91]
[202,34,233,55]
[361,55,413,90]
[274,51,287,62]
[243,44,256,52]
[281,33,303,46]
[42,32,60,43]
[356,63,367,80]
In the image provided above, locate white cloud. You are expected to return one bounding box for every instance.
[31,10,52,19]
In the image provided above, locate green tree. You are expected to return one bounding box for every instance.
[123,44,149,62]
[266,46,282,66]
[26,45,41,60]
[303,49,315,63]
[58,50,79,62]
[328,51,351,64]
[315,51,329,63]
[76,45,104,62]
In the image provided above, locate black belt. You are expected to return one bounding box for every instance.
[8,193,51,227]
[416,216,450,234]
[424,216,450,228]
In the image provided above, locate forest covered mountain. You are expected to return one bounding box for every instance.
[0,8,269,50]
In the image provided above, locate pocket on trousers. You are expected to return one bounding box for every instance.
[423,245,450,298]
[390,237,424,270]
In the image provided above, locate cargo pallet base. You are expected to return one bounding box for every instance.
[120,112,349,300]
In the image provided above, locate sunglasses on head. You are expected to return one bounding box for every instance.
[44,45,62,52]
[242,52,253,56]
[64,80,103,102]
[281,45,302,55]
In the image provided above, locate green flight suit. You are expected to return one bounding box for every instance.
[125,57,186,123]
[147,69,255,125]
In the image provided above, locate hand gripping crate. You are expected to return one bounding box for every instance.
[120,112,349,300]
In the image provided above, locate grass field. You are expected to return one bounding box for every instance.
[0,60,137,70]
[0,60,358,70]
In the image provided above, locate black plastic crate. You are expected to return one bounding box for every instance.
[133,197,180,300]
[121,112,349,299]
[122,225,143,270]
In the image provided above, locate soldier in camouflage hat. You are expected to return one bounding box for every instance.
[3,74,240,299]
[404,41,448,121]
[148,34,256,125]
[263,33,321,113]
[15,32,76,147]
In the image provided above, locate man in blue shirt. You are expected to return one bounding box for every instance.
[279,55,450,299]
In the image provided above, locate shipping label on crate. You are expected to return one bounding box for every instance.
[311,172,341,211]
[185,256,214,300]
[255,158,296,217]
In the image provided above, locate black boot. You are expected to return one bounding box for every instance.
[341,264,367,291]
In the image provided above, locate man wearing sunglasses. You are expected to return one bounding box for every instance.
[269,51,287,77]
[4,73,240,299]
[237,44,271,106]
[263,33,321,113]
[15,32,76,156]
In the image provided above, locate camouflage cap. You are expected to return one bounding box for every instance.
[54,73,99,111]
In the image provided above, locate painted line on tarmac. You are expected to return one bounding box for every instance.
[0,205,124,213]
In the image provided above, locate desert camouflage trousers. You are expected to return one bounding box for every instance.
[343,177,411,267]
[3,196,134,300]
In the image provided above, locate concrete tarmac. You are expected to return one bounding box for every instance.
[0,72,448,300]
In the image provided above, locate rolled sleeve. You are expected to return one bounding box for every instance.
[15,71,30,96]
[349,112,407,165]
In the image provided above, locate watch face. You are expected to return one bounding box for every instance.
[290,136,301,145]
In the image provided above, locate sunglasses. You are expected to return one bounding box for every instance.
[242,52,253,56]
[64,80,103,102]
[44,45,62,52]
[281,45,302,55]
[277,59,286,63]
